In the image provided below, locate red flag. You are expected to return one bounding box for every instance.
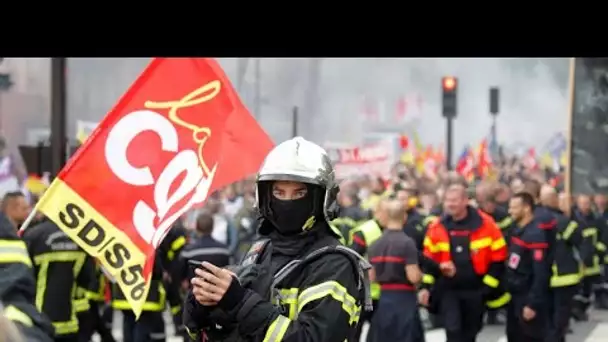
[399,135,409,150]
[34,58,274,316]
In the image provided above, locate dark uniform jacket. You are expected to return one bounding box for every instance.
[0,214,54,342]
[22,219,96,336]
[572,208,602,275]
[485,207,514,240]
[184,221,364,342]
[506,220,551,312]
[402,208,427,252]
[177,235,230,283]
[549,207,582,288]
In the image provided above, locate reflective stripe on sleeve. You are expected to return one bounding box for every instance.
[491,238,506,251]
[263,315,291,342]
[296,280,360,324]
[0,240,32,267]
[563,221,578,241]
[498,217,513,229]
[422,274,435,285]
[168,236,187,261]
[4,305,33,327]
[482,274,500,288]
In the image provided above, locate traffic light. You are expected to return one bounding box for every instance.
[490,87,499,115]
[442,76,458,118]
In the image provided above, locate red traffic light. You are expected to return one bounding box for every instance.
[442,77,457,91]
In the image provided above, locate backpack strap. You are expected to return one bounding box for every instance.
[240,238,271,267]
[270,245,373,312]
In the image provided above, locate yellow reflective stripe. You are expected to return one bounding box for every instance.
[275,288,299,319]
[53,320,79,335]
[482,275,500,288]
[563,221,578,241]
[582,227,597,238]
[170,305,181,315]
[471,237,492,250]
[486,292,511,308]
[296,281,360,325]
[168,236,187,261]
[4,305,33,327]
[551,273,580,287]
[74,298,90,312]
[112,284,166,311]
[498,217,513,229]
[491,238,506,251]
[597,242,607,253]
[422,274,435,285]
[0,240,32,267]
[263,315,291,342]
[423,237,450,253]
[584,256,601,276]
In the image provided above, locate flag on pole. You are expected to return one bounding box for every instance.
[31,58,274,317]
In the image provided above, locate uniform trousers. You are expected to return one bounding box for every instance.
[78,301,116,342]
[122,310,166,342]
[547,285,577,342]
[55,334,78,342]
[440,289,485,342]
[368,290,425,342]
[506,293,548,342]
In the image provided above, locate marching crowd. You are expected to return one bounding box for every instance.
[0,136,607,342]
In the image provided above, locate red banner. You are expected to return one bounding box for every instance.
[35,58,274,316]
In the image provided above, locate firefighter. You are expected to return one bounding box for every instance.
[112,252,167,342]
[541,186,582,342]
[77,263,115,342]
[176,211,230,283]
[22,216,96,342]
[158,220,189,340]
[396,186,427,252]
[0,213,54,342]
[367,199,424,342]
[593,193,608,309]
[571,194,603,320]
[476,182,514,325]
[183,137,371,342]
[419,182,509,342]
[348,198,388,341]
[505,192,552,342]
[332,188,368,241]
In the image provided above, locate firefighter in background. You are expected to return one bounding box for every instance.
[593,193,608,309]
[540,185,582,341]
[22,216,97,342]
[420,182,509,342]
[332,185,369,241]
[476,182,514,325]
[348,198,389,341]
[505,192,552,341]
[78,263,116,342]
[112,253,167,342]
[158,219,189,339]
[571,194,603,320]
[0,213,54,342]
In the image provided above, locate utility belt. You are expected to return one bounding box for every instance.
[199,239,372,342]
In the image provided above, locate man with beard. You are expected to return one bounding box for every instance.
[1,192,30,231]
[183,137,371,342]
[505,192,552,342]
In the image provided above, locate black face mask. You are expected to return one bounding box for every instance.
[270,195,315,236]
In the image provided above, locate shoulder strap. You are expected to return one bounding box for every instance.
[240,238,271,267]
[270,245,373,312]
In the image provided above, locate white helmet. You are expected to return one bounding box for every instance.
[256,137,340,236]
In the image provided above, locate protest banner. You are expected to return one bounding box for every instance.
[29,58,274,317]
[327,139,396,180]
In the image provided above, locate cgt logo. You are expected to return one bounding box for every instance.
[105,81,220,248]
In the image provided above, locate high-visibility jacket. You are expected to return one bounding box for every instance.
[73,287,91,314]
[573,209,602,277]
[551,211,584,288]
[422,209,510,308]
[349,219,383,299]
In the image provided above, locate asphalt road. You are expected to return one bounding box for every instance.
[94,309,608,342]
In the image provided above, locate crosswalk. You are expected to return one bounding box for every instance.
[94,310,608,342]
